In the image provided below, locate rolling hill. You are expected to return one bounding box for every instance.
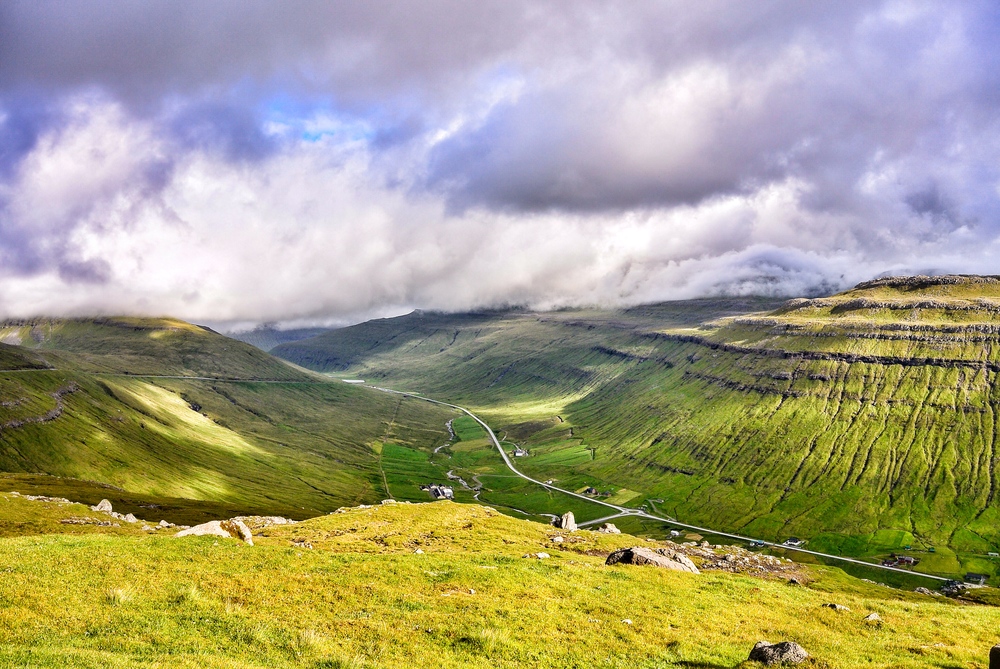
[273,278,1000,579]
[0,317,457,520]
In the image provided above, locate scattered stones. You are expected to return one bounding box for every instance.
[748,640,809,665]
[863,612,882,624]
[558,512,577,531]
[20,494,71,504]
[822,603,851,612]
[413,548,425,554]
[621,618,632,625]
[597,523,621,534]
[694,544,799,578]
[523,552,551,559]
[94,499,113,513]
[914,587,940,596]
[123,513,138,523]
[59,517,119,527]
[787,578,801,585]
[291,538,314,550]
[551,536,564,543]
[605,547,700,574]
[381,499,397,504]
[158,520,174,528]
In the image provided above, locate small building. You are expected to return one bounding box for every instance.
[512,447,528,457]
[669,530,682,538]
[783,537,804,547]
[897,556,917,566]
[965,573,988,585]
[426,484,454,500]
[583,486,598,495]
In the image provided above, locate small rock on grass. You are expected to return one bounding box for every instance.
[748,641,809,665]
[605,547,699,574]
[175,519,254,545]
[94,499,113,513]
[822,603,850,612]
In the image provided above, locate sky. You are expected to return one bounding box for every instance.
[1,1,999,328]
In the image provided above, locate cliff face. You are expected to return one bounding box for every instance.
[694,275,1000,365]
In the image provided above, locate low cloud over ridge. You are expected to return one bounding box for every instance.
[1,1,999,326]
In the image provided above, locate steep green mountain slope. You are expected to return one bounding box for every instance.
[0,318,457,519]
[1,494,996,668]
[272,280,1000,578]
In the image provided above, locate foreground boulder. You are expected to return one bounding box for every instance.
[175,519,254,545]
[748,641,809,665]
[605,547,699,574]
[558,512,577,531]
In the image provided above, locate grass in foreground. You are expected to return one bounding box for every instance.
[1,495,999,668]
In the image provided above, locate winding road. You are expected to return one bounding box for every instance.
[366,383,951,584]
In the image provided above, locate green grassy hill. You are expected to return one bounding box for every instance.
[0,317,458,520]
[1,494,997,668]
[0,317,313,379]
[272,280,1000,579]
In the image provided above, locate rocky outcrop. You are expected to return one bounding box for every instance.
[175,519,254,545]
[854,274,1000,291]
[605,547,699,574]
[597,523,621,534]
[748,640,809,665]
[230,515,296,531]
[558,512,577,531]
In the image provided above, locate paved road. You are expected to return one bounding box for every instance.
[368,383,951,584]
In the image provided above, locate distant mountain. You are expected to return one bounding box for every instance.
[226,325,332,352]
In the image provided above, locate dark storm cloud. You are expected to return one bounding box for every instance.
[0,1,998,321]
